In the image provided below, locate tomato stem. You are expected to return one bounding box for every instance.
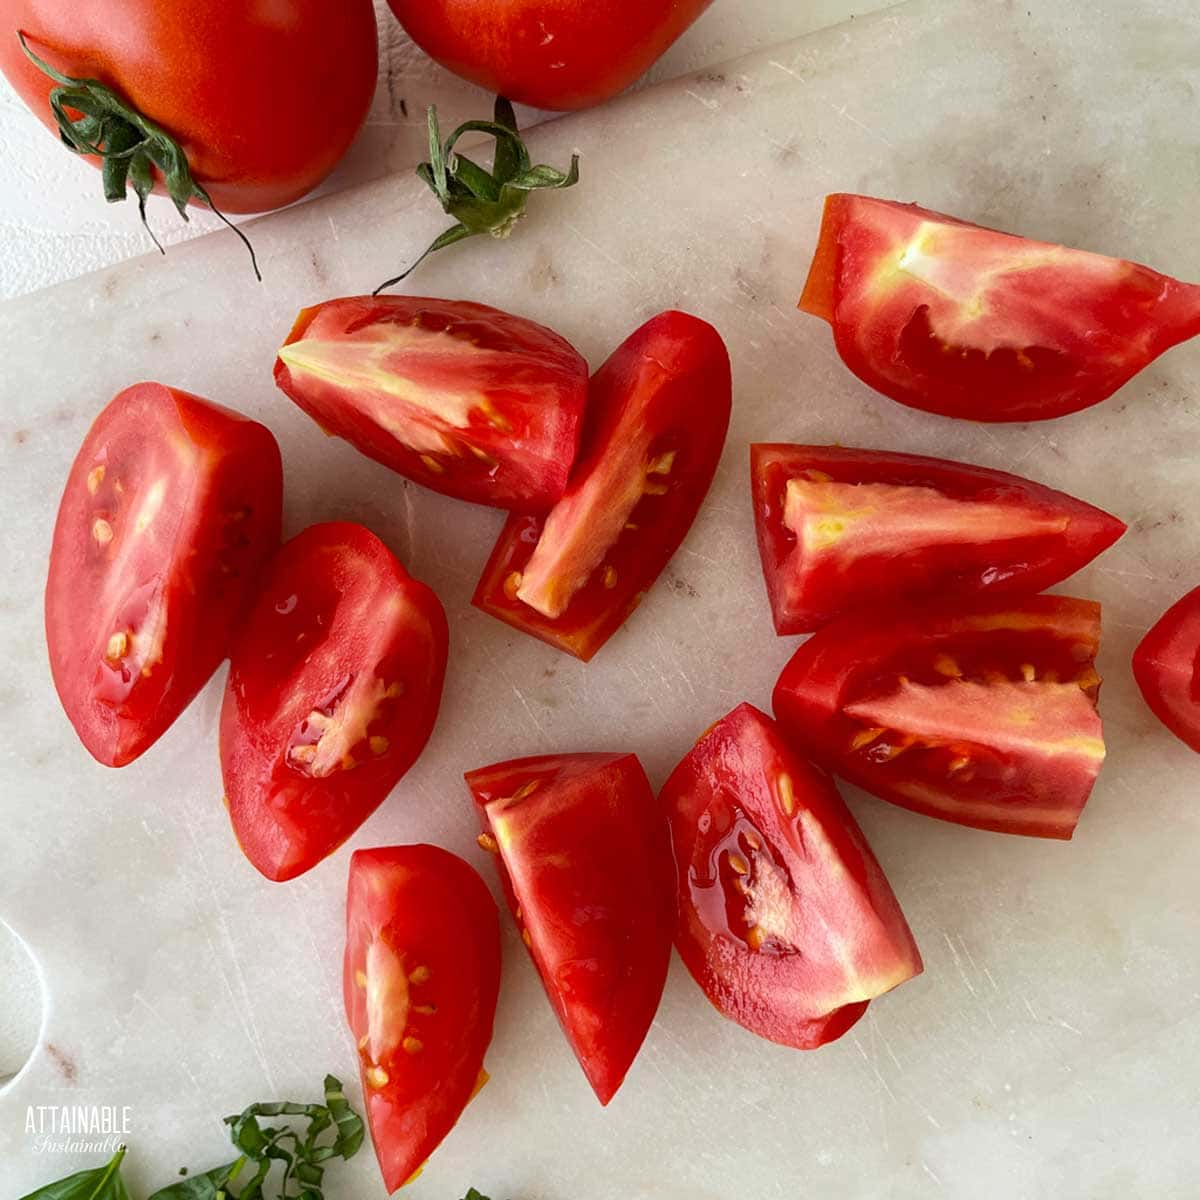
[18,31,261,281]
[375,96,579,293]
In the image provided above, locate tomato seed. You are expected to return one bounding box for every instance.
[369,736,390,756]
[402,1037,424,1055]
[603,565,618,589]
[92,518,114,546]
[747,927,767,951]
[850,727,884,751]
[728,853,750,876]
[408,965,431,984]
[776,773,795,816]
[477,832,499,854]
[365,1066,389,1089]
[419,454,446,474]
[934,654,962,678]
[1020,663,1037,682]
[104,631,129,662]
[86,466,105,495]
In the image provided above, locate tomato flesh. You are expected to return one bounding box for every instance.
[344,845,500,1192]
[661,704,922,1049]
[1133,585,1200,753]
[473,310,731,660]
[751,444,1125,633]
[45,382,281,767]
[274,296,588,512]
[0,1,377,212]
[384,0,714,111]
[466,752,672,1104]
[773,596,1106,839]
[800,194,1200,421]
[221,522,448,881]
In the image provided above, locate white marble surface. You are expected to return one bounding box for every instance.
[2,1,1199,1196]
[0,0,898,298]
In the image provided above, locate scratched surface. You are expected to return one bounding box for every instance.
[1,1,1199,1196]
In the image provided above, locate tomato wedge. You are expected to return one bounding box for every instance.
[221,523,448,881]
[751,444,1125,634]
[466,752,672,1104]
[1133,585,1200,753]
[45,382,281,767]
[274,296,588,511]
[773,596,1106,839]
[344,845,500,1192]
[472,311,732,660]
[661,704,922,1049]
[800,194,1200,421]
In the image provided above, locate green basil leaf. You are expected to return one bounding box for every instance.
[17,1148,133,1200]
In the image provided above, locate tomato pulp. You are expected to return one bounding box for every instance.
[221,523,448,881]
[0,0,378,212]
[46,382,281,766]
[773,596,1106,839]
[751,444,1125,633]
[275,296,588,512]
[1133,585,1200,753]
[345,845,500,1192]
[800,194,1200,421]
[384,0,714,111]
[661,704,922,1049]
[467,752,673,1104]
[473,310,731,660]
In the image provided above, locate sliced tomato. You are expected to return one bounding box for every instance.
[800,194,1200,421]
[274,296,588,511]
[751,444,1125,634]
[220,523,448,881]
[472,311,731,660]
[344,845,500,1192]
[45,382,281,767]
[1133,585,1200,753]
[466,752,672,1104]
[773,596,1106,839]
[661,703,922,1049]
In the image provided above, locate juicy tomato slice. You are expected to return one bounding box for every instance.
[472,311,732,660]
[466,752,672,1104]
[661,703,922,1050]
[1133,585,1200,753]
[751,444,1126,634]
[274,296,588,512]
[800,194,1200,421]
[773,596,1106,839]
[344,845,500,1192]
[220,522,448,881]
[45,382,281,767]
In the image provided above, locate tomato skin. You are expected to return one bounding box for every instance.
[1133,585,1200,753]
[45,382,281,767]
[751,444,1126,634]
[384,0,713,111]
[473,310,731,660]
[800,194,1200,421]
[661,704,922,1050]
[466,752,672,1104]
[773,596,1106,839]
[275,296,588,512]
[0,0,377,213]
[221,523,448,882]
[344,845,500,1193]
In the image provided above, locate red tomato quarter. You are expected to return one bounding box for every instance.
[800,194,1200,421]
[0,0,377,212]
[1133,585,1200,753]
[773,596,1106,839]
[751,444,1126,634]
[466,752,672,1104]
[384,0,713,111]
[275,297,588,512]
[46,382,281,767]
[661,704,922,1050]
[221,523,448,882]
[344,845,500,1192]
[473,310,731,660]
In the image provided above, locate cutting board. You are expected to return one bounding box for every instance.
[2,2,1198,1196]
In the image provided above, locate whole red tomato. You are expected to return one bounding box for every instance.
[0,0,378,212]
[385,0,714,111]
